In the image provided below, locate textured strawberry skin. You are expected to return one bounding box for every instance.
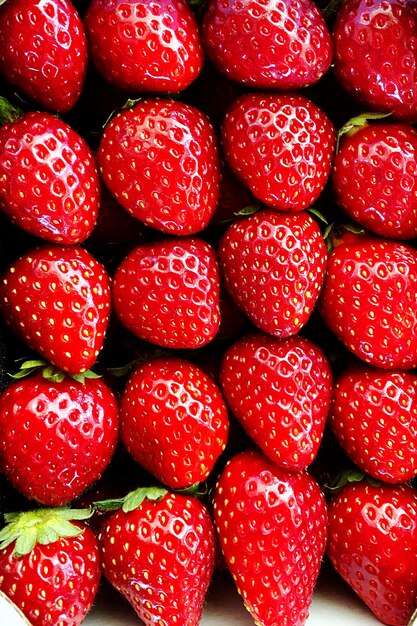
[213,449,328,626]
[99,492,215,626]
[0,245,111,374]
[0,374,119,506]
[222,93,336,212]
[0,524,101,626]
[327,481,417,626]
[112,237,220,349]
[120,357,229,489]
[85,0,203,93]
[220,333,332,471]
[218,209,328,337]
[330,366,417,483]
[319,234,417,369]
[97,98,220,235]
[333,123,417,240]
[333,0,417,122]
[202,0,332,89]
[0,0,87,113]
[0,111,100,244]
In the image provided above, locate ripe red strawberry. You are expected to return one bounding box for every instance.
[319,232,417,369]
[120,357,229,489]
[0,0,87,113]
[0,507,101,626]
[327,479,417,625]
[112,237,220,349]
[0,245,111,374]
[329,365,417,484]
[221,93,336,212]
[84,0,203,93]
[212,449,328,626]
[202,0,332,90]
[0,106,100,245]
[333,117,417,240]
[0,365,119,506]
[98,487,215,626]
[218,209,328,337]
[220,333,332,471]
[333,0,417,123]
[97,98,220,235]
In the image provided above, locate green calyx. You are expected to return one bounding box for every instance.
[9,359,101,384]
[336,111,392,152]
[326,468,381,494]
[94,486,168,514]
[0,507,93,557]
[0,96,23,125]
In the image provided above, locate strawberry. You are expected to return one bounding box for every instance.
[319,232,417,369]
[218,209,328,337]
[84,0,204,93]
[333,0,417,123]
[0,244,111,375]
[119,356,229,489]
[0,102,100,245]
[0,363,119,506]
[112,237,220,349]
[327,478,417,625]
[212,449,328,626]
[221,92,336,212]
[97,487,215,626]
[97,98,220,236]
[0,507,101,626]
[0,0,87,113]
[329,365,417,484]
[332,116,417,240]
[202,0,332,90]
[220,333,332,471]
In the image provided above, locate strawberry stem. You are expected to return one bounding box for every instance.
[0,507,93,557]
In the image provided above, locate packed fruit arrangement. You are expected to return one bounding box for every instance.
[0,0,416,625]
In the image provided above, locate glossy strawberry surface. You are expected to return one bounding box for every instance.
[213,449,328,626]
[0,245,111,374]
[112,237,220,349]
[222,93,336,211]
[327,480,417,626]
[330,365,417,483]
[120,357,229,489]
[202,0,332,89]
[0,373,119,505]
[333,122,417,240]
[333,0,417,122]
[85,0,203,93]
[99,492,215,626]
[97,98,220,235]
[220,333,332,471]
[0,111,100,244]
[0,0,87,113]
[319,233,417,369]
[218,209,328,337]
[0,523,101,626]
